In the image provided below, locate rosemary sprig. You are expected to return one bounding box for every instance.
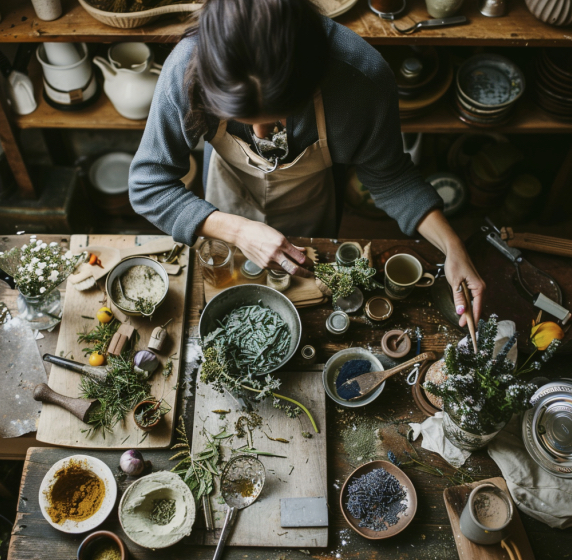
[78,318,120,356]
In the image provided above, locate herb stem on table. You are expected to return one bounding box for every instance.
[239,384,319,433]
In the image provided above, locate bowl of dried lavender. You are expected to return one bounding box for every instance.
[340,460,417,539]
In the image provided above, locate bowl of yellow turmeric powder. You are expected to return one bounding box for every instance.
[39,455,117,534]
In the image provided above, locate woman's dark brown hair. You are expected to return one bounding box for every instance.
[184,0,329,136]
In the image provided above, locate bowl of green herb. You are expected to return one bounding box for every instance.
[199,284,302,376]
[119,471,195,549]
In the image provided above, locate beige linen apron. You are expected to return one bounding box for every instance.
[205,92,337,237]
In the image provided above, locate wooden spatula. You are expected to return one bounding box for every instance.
[338,352,436,401]
[69,237,180,291]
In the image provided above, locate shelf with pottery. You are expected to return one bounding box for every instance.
[1,0,571,46]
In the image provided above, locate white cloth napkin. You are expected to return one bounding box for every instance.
[488,415,572,529]
[409,411,472,468]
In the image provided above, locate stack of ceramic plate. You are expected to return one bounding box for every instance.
[397,50,453,119]
[455,54,525,127]
[533,49,572,122]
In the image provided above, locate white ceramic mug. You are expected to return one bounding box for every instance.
[30,0,62,21]
[108,43,154,73]
[37,43,92,92]
[384,253,435,300]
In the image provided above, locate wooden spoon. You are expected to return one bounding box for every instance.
[338,352,436,401]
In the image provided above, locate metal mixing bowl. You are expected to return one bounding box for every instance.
[199,284,302,375]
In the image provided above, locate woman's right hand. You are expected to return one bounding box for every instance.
[197,211,315,277]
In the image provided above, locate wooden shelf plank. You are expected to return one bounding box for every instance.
[0,0,571,46]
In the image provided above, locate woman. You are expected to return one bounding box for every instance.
[129,0,484,325]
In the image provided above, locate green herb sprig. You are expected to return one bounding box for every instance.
[78,319,120,356]
[314,257,376,302]
[170,417,232,500]
[149,499,176,526]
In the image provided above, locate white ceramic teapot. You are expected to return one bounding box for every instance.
[93,43,161,120]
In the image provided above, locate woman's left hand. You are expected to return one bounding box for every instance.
[444,246,486,327]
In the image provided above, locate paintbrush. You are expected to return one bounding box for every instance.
[43,354,108,382]
[460,281,478,353]
[337,352,436,401]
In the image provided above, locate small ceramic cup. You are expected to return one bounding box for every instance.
[77,530,127,560]
[384,254,434,300]
[425,0,464,17]
[459,483,513,545]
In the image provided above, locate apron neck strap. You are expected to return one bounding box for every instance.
[313,90,332,167]
[213,119,228,142]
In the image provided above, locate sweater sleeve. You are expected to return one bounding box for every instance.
[129,40,217,247]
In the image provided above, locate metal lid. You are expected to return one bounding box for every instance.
[241,260,265,279]
[522,380,572,478]
[268,269,288,279]
[326,311,350,334]
[335,243,362,267]
[401,57,423,80]
[365,296,393,322]
[301,345,316,360]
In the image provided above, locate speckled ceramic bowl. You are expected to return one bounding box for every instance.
[322,347,385,408]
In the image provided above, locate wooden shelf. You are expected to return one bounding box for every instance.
[1,0,571,46]
[15,62,572,133]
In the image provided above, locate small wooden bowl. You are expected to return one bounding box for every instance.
[133,400,162,432]
[412,360,442,417]
[77,530,127,560]
[340,460,417,540]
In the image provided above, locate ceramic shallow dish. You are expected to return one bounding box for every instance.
[322,347,384,407]
[39,455,117,534]
[106,256,169,317]
[457,54,525,110]
[340,460,417,539]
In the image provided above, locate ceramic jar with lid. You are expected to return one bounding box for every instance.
[522,379,572,478]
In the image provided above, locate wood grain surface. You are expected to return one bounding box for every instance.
[7,237,572,560]
[36,234,190,449]
[190,370,328,547]
[444,477,535,560]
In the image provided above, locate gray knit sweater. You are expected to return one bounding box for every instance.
[129,17,443,245]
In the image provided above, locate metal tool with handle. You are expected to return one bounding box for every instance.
[392,15,467,34]
[483,218,571,324]
[43,353,108,382]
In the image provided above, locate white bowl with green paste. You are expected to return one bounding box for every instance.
[119,471,196,548]
[106,256,169,317]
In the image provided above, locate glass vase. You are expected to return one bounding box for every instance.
[17,288,62,331]
[442,408,508,452]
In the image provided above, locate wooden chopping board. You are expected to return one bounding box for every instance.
[204,250,327,308]
[190,370,328,548]
[444,477,535,560]
[36,235,190,449]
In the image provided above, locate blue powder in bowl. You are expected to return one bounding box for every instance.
[335,359,372,400]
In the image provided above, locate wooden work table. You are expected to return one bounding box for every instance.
[4,235,572,559]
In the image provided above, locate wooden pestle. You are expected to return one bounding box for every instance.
[33,383,98,423]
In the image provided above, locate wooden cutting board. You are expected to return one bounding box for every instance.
[36,235,190,449]
[190,369,328,548]
[204,250,327,308]
[444,477,535,560]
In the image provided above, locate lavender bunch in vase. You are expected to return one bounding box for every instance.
[424,315,556,451]
[0,236,83,330]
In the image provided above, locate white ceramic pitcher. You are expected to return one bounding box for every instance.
[93,43,161,120]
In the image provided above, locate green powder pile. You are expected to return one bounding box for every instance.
[341,420,383,466]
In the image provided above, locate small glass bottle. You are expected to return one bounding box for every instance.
[301,345,317,365]
[325,310,350,341]
[335,242,362,267]
[266,269,291,292]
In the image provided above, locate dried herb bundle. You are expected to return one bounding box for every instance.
[85,0,194,12]
[314,257,376,302]
[170,417,232,500]
[149,499,176,526]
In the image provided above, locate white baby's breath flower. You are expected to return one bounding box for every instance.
[22,244,28,250]
[31,257,39,264]
[38,276,44,281]
[38,262,47,269]
[36,240,42,245]
[41,243,47,249]
[48,270,59,282]
[65,250,73,259]
[39,287,46,294]
[49,242,58,247]
[35,268,43,276]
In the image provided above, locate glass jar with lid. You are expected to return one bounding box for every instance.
[266,269,291,292]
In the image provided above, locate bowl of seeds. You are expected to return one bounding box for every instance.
[119,471,195,548]
[106,256,169,318]
[199,284,302,375]
[340,460,417,539]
